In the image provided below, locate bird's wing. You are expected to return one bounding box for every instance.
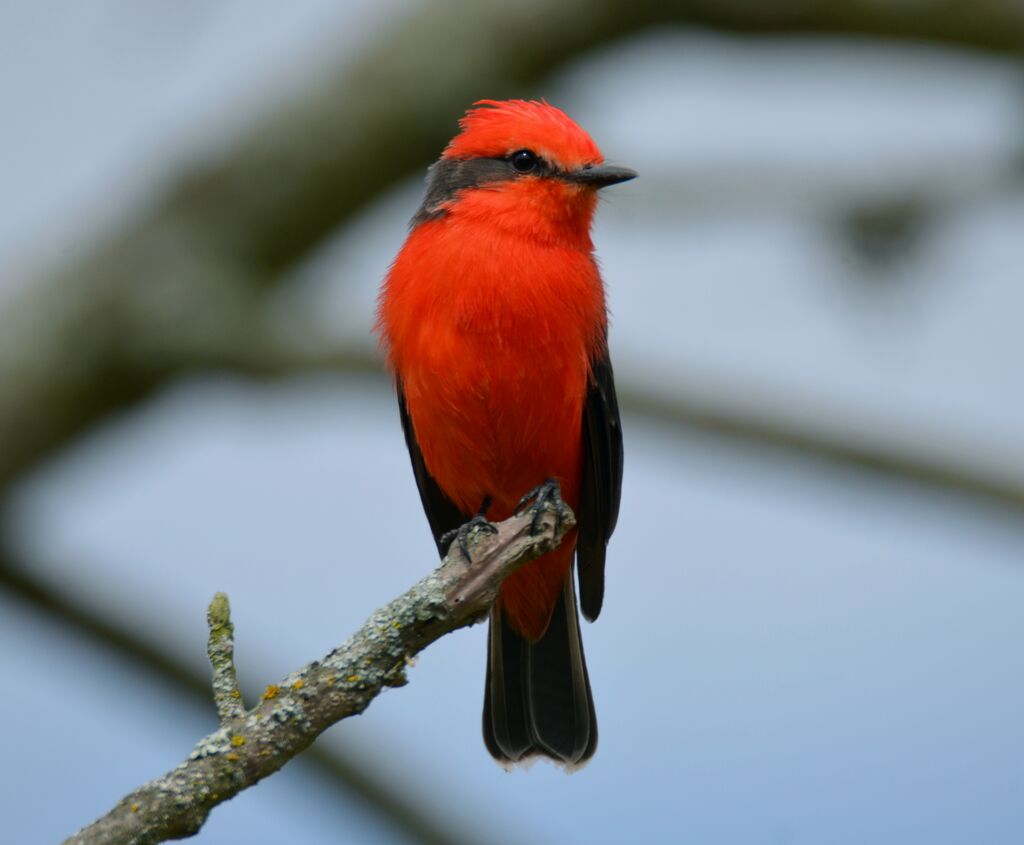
[576,344,624,622]
[396,380,467,556]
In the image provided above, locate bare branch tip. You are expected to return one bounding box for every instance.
[206,591,244,723]
[207,591,232,630]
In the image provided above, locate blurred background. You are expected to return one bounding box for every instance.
[2,2,1023,843]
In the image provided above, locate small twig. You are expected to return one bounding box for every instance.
[206,592,245,723]
[63,498,575,845]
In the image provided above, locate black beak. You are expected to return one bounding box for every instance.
[567,164,638,188]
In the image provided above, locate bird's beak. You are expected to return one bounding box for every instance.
[567,164,638,189]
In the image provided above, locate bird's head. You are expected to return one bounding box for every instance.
[412,100,636,245]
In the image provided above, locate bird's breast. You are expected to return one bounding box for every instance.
[380,220,607,517]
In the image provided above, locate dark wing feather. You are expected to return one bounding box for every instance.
[576,345,624,622]
[396,381,466,555]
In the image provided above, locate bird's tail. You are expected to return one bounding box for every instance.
[483,570,597,769]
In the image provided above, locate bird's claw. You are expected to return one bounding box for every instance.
[441,514,498,563]
[515,478,567,536]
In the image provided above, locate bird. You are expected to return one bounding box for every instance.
[376,99,632,768]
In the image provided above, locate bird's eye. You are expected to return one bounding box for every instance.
[510,149,539,173]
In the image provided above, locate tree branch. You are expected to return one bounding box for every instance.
[63,501,575,845]
[0,551,490,845]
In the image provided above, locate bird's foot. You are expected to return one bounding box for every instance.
[515,478,567,536]
[441,514,498,563]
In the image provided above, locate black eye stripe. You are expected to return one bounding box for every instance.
[411,152,558,226]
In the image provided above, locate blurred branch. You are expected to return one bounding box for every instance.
[63,500,574,845]
[615,378,1024,511]
[637,154,1024,269]
[0,556,490,845]
[187,334,1024,513]
[5,0,1024,496]
[638,156,1023,219]
[666,0,1024,52]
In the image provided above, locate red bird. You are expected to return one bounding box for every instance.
[377,100,632,767]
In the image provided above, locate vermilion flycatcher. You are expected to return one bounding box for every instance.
[377,99,633,767]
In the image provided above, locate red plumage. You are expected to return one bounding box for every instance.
[377,100,630,766]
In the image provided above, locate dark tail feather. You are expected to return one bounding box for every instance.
[483,573,597,768]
